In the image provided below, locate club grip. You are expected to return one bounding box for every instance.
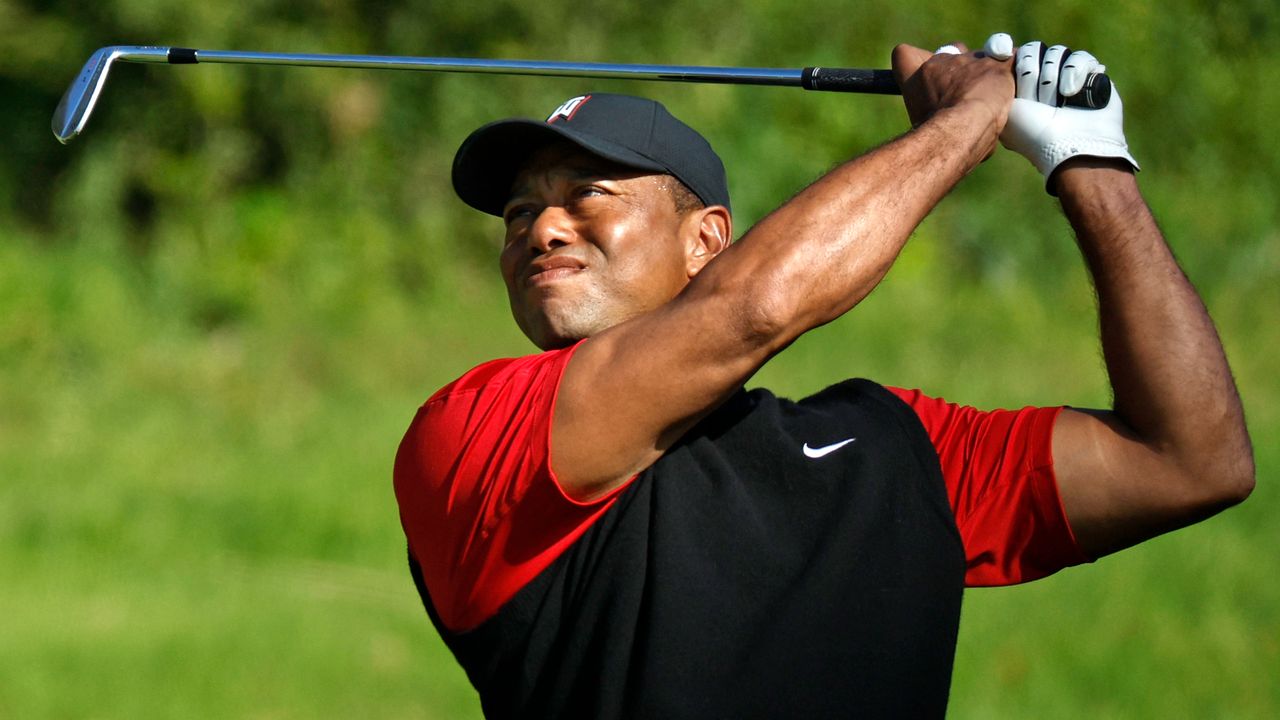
[801,67,899,94]
[1062,72,1111,109]
[801,66,1112,109]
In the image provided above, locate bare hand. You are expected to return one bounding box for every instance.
[892,41,1014,154]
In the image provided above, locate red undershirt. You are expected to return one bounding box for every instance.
[395,343,1088,632]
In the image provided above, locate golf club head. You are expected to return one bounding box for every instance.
[53,46,170,144]
[53,47,119,144]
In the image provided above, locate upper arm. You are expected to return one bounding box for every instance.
[552,269,780,501]
[1051,167,1254,558]
[891,387,1086,585]
[548,105,1008,500]
[394,351,626,630]
[1051,407,1250,559]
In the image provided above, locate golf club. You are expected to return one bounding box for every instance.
[52,45,1112,144]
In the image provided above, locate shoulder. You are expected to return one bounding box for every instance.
[396,344,583,482]
[425,343,582,408]
[791,379,924,430]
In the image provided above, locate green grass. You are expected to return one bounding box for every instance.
[2,218,1275,718]
[4,2,1278,711]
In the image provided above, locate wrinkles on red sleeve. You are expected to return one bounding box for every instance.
[887,387,1089,586]
[394,342,631,632]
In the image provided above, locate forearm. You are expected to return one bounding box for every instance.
[1058,161,1254,495]
[554,104,998,496]
[689,102,998,351]
[551,46,1013,497]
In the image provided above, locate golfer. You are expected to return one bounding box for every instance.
[394,34,1253,717]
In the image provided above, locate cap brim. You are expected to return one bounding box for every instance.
[451,119,668,217]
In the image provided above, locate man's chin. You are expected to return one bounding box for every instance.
[518,315,593,351]
[514,297,617,351]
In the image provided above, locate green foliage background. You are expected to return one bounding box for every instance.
[2,0,1277,717]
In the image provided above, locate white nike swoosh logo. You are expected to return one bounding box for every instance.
[802,438,857,459]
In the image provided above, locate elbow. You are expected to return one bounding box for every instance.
[1186,444,1255,512]
[1161,412,1256,512]
[1217,430,1257,506]
[1220,453,1256,506]
[724,273,804,353]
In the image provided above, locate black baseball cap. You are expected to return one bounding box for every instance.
[452,93,731,216]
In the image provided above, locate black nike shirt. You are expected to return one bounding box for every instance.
[410,380,965,718]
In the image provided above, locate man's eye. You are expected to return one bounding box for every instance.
[504,206,535,224]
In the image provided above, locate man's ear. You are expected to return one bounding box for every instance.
[684,205,732,278]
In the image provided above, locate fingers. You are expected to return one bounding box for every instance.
[983,33,1014,61]
[934,42,969,55]
[1059,50,1102,97]
[1015,39,1105,105]
[1038,45,1070,104]
[1016,41,1044,100]
[898,33,1106,120]
[891,43,935,86]
[894,37,1015,136]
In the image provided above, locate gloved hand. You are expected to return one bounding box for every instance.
[988,35,1140,194]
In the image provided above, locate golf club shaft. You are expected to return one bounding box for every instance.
[118,46,901,93]
[160,46,1112,107]
[52,45,1112,143]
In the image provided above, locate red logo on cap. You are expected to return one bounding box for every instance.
[546,95,591,124]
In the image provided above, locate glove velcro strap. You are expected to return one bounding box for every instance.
[1040,137,1141,195]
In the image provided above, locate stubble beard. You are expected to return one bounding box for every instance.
[516,285,617,351]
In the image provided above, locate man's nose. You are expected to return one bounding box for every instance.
[526,205,575,253]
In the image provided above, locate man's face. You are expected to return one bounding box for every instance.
[500,142,695,350]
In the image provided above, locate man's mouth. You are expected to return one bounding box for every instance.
[526,256,586,287]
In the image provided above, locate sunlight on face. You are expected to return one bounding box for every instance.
[499,143,694,349]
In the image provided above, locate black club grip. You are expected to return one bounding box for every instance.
[801,67,900,95]
[801,66,1113,109]
[1062,72,1111,109]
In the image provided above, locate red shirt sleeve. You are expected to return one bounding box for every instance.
[394,343,628,632]
[887,387,1090,586]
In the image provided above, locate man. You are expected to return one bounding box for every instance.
[394,34,1253,717]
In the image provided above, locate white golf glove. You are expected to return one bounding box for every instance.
[987,35,1140,193]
